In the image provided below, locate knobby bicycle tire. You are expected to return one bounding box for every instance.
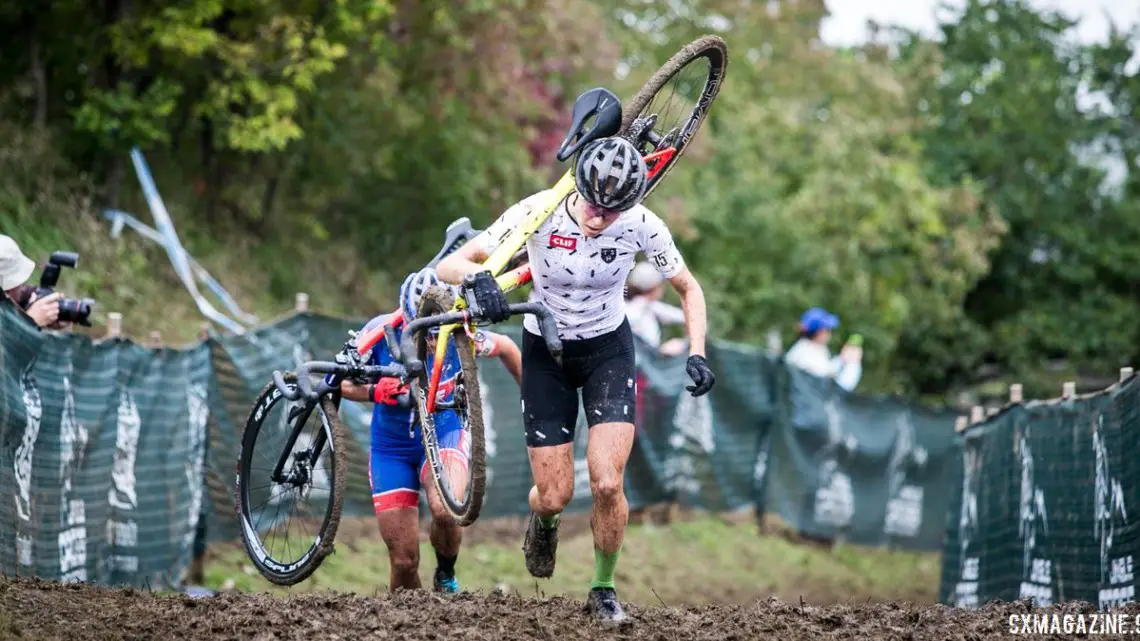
[235,372,348,585]
[410,285,487,526]
[621,35,729,200]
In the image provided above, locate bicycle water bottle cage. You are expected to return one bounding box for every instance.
[556,87,623,162]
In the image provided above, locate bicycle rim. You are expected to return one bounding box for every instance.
[235,373,347,585]
[621,35,728,200]
[411,285,487,526]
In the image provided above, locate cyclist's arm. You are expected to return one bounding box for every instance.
[494,335,523,386]
[474,330,523,386]
[437,241,488,285]
[340,380,371,402]
[668,268,707,358]
[437,193,544,285]
[640,210,706,357]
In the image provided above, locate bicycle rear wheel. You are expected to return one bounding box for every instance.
[235,373,347,585]
[409,285,487,526]
[622,35,728,199]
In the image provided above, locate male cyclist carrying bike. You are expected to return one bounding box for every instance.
[339,267,522,593]
[437,136,715,622]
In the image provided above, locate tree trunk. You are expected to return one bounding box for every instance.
[199,117,219,222]
[259,173,279,231]
[30,37,47,130]
[104,156,124,209]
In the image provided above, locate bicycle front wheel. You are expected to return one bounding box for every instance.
[409,285,487,526]
[622,35,729,200]
[235,373,347,585]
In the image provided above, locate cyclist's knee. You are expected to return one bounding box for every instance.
[389,544,420,576]
[590,473,624,506]
[427,496,457,524]
[532,477,573,512]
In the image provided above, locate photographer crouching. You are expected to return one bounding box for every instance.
[1,235,93,330]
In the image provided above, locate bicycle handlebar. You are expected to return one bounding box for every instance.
[273,360,407,402]
[399,302,563,378]
[272,303,562,404]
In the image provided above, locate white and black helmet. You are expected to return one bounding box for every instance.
[399,267,455,321]
[574,137,649,211]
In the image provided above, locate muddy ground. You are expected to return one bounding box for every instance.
[4,576,1139,641]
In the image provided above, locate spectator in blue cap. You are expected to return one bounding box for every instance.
[783,306,862,391]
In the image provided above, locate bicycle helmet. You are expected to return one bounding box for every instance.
[399,267,454,321]
[574,136,649,212]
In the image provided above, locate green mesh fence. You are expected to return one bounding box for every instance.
[2,300,964,588]
[763,364,964,550]
[0,299,210,587]
[939,380,1140,610]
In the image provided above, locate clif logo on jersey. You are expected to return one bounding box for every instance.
[548,234,577,251]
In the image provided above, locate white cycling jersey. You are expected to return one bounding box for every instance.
[474,189,685,341]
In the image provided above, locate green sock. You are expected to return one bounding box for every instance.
[537,513,560,529]
[590,546,620,589]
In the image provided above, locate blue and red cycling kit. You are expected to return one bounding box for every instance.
[361,312,502,513]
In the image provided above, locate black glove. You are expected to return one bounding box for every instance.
[461,271,511,324]
[685,354,715,397]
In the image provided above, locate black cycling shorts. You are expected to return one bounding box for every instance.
[521,319,637,448]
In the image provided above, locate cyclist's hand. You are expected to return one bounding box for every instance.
[462,271,510,323]
[370,377,410,405]
[685,354,715,397]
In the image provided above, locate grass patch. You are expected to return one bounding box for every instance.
[0,123,396,344]
[203,515,941,606]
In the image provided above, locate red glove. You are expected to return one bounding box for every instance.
[370,378,409,405]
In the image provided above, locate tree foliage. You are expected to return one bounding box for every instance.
[0,0,606,257]
[897,0,1140,396]
[598,0,1004,394]
[0,0,1137,400]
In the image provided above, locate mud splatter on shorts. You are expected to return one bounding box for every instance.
[520,319,636,448]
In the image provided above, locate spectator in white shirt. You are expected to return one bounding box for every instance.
[784,306,862,391]
[625,261,687,356]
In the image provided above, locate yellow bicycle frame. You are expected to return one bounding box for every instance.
[424,169,578,412]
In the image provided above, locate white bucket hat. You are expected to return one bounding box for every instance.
[627,260,664,293]
[0,235,36,290]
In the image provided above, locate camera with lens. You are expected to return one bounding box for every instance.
[22,251,95,327]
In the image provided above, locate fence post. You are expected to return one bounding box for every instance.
[106,312,122,338]
[955,416,968,433]
[985,407,998,417]
[1121,367,1133,383]
[149,331,162,348]
[765,328,783,355]
[1009,383,1023,404]
[1062,381,1076,399]
[970,406,984,424]
[295,292,309,313]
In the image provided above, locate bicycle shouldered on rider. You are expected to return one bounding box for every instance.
[436,136,715,622]
[338,269,522,594]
